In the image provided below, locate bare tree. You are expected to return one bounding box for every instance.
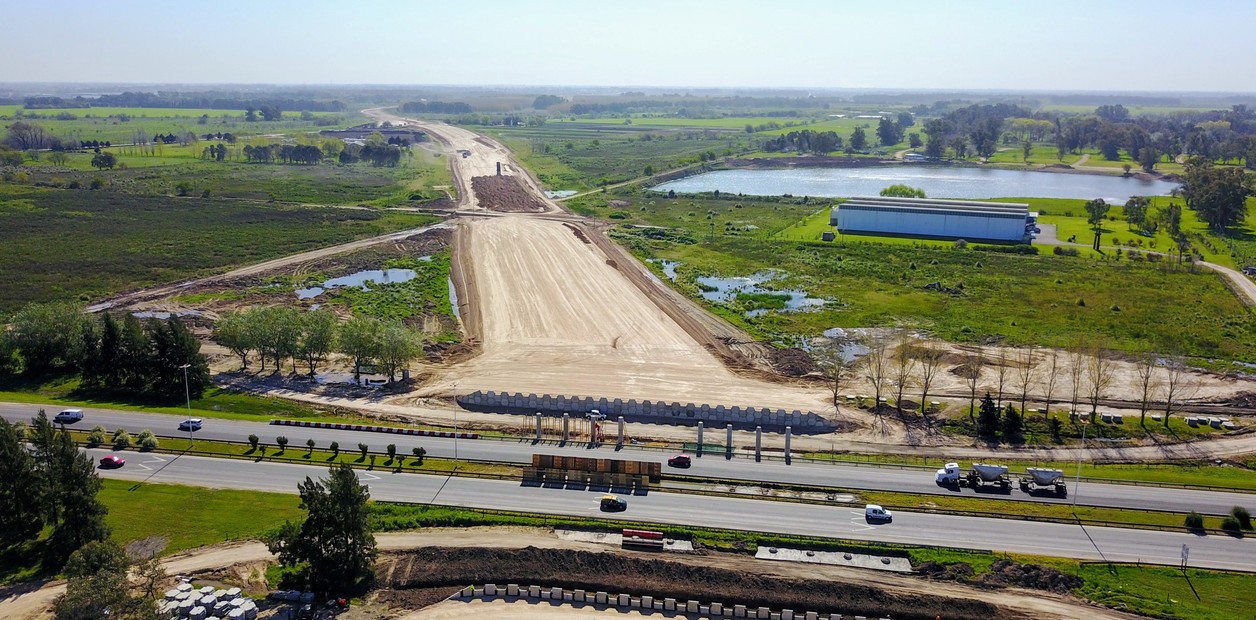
[1133,348,1159,426]
[916,340,946,417]
[1042,349,1060,421]
[890,331,918,415]
[813,339,854,410]
[1160,353,1195,427]
[861,333,891,414]
[1068,341,1087,417]
[1085,347,1115,421]
[1014,344,1038,415]
[993,347,1011,408]
[958,351,985,422]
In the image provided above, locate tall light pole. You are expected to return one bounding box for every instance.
[179,364,192,445]
[451,381,458,470]
[1073,419,1088,509]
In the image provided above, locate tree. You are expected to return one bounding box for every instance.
[212,311,253,369]
[1001,402,1023,439]
[958,351,985,422]
[386,443,397,462]
[949,135,968,159]
[54,540,131,620]
[149,317,210,400]
[298,309,339,377]
[890,331,918,415]
[977,393,1000,437]
[908,133,923,149]
[266,464,376,594]
[1133,348,1159,425]
[9,301,87,372]
[1067,341,1087,416]
[861,332,891,414]
[412,446,426,464]
[1022,139,1032,163]
[1014,345,1037,415]
[248,434,259,450]
[4,121,59,150]
[1181,157,1254,232]
[876,117,903,146]
[339,316,384,384]
[377,321,424,382]
[879,184,926,198]
[1160,353,1194,427]
[849,126,868,151]
[1124,196,1150,231]
[993,347,1011,408]
[330,441,340,457]
[307,438,316,455]
[1138,146,1161,173]
[90,152,117,170]
[45,427,110,567]
[0,417,43,547]
[276,436,289,452]
[1084,198,1110,251]
[1085,347,1115,421]
[358,442,369,458]
[1041,349,1060,421]
[916,340,945,417]
[813,338,854,409]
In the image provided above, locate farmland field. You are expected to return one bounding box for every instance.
[0,185,438,311]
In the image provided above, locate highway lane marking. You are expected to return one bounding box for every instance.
[848,511,876,532]
[359,472,382,481]
[134,454,167,471]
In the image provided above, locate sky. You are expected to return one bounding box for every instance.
[4,0,1255,92]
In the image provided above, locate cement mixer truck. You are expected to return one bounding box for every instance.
[1019,468,1067,496]
[935,462,1011,490]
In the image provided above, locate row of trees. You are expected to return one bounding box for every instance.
[0,412,110,567]
[212,308,425,383]
[243,143,325,165]
[1,301,210,401]
[816,331,1195,428]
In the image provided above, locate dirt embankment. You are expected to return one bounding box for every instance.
[470,176,549,213]
[377,547,1012,620]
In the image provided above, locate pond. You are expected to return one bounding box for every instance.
[296,268,418,300]
[650,166,1180,202]
[694,271,826,317]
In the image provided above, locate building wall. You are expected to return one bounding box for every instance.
[833,207,1026,242]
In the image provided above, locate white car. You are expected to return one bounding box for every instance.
[865,504,893,523]
[178,418,203,431]
[54,409,84,424]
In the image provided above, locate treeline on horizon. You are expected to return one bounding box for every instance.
[15,92,347,112]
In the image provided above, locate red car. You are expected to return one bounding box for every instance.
[667,454,692,468]
[99,455,125,469]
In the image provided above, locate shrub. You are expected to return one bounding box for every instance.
[87,425,107,447]
[140,436,159,451]
[412,446,426,463]
[1221,516,1242,533]
[330,441,340,456]
[306,438,316,452]
[1184,511,1204,529]
[113,432,132,450]
[1076,298,1086,307]
[275,436,288,450]
[953,238,968,249]
[359,442,369,457]
[387,444,397,460]
[1232,506,1252,530]
[1052,246,1080,257]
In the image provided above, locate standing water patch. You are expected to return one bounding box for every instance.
[296,268,418,299]
[695,271,826,317]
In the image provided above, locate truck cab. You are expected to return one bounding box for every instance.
[935,462,961,485]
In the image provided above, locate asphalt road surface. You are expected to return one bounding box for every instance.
[81,446,1255,572]
[6,403,1252,516]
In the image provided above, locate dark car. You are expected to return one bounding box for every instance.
[667,454,692,468]
[599,494,627,512]
[99,455,125,469]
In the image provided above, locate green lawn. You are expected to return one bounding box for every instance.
[1078,563,1256,620]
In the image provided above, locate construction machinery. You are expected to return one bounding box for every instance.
[1020,467,1067,496]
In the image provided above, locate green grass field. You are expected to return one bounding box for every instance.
[0,186,438,311]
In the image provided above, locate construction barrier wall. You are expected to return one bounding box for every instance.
[458,391,836,433]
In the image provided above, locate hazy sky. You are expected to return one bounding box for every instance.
[5,0,1255,92]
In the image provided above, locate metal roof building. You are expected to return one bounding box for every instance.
[830,196,1035,243]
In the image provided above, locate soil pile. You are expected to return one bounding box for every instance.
[377,547,1019,620]
[470,176,548,213]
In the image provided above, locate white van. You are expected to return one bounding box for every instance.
[864,504,893,523]
[54,409,84,423]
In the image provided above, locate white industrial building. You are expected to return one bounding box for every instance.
[830,196,1036,243]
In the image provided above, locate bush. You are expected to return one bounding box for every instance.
[113,432,132,450]
[1052,246,1080,257]
[87,425,107,447]
[1185,511,1205,529]
[330,441,340,456]
[275,436,288,450]
[1221,516,1243,533]
[973,244,1038,255]
[412,446,426,463]
[306,438,316,452]
[140,436,159,451]
[248,434,259,449]
[387,444,397,460]
[1232,506,1252,530]
[359,443,369,457]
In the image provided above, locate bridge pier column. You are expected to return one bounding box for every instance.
[725,424,734,460]
[755,426,762,462]
[535,413,542,441]
[696,421,704,457]
[784,426,792,465]
[562,413,569,444]
[617,416,625,450]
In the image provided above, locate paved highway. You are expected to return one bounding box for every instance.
[83,447,1255,572]
[5,403,1252,517]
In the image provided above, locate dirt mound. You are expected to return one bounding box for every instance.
[470,176,548,213]
[378,547,1015,620]
[768,347,817,377]
[918,560,1082,594]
